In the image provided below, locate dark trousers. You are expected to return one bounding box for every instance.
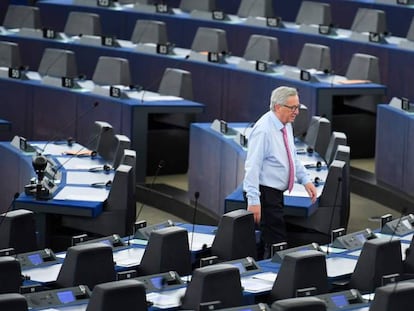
[259,185,287,259]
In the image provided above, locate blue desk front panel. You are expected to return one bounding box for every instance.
[376,104,414,198]
[0,76,203,183]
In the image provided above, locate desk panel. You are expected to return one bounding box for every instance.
[375,104,413,196]
[0,32,385,125]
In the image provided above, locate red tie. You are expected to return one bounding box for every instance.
[282,126,294,192]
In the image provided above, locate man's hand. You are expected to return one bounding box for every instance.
[247,204,261,224]
[304,182,318,203]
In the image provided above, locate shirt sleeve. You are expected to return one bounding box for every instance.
[243,128,266,206]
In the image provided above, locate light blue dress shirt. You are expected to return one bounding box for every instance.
[243,110,311,206]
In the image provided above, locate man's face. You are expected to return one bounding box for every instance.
[275,95,300,124]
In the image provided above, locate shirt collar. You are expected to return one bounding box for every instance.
[269,110,284,131]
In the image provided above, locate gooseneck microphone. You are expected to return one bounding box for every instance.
[388,207,408,243]
[128,159,166,245]
[38,101,99,155]
[326,176,342,256]
[190,191,200,252]
[49,124,111,182]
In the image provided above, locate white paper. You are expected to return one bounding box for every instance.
[187,232,215,251]
[326,257,357,278]
[65,171,114,185]
[147,287,186,309]
[53,186,109,202]
[52,156,107,170]
[23,263,62,283]
[113,247,145,267]
[241,277,274,293]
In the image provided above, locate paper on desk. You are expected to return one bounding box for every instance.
[126,91,183,101]
[284,183,323,198]
[23,263,62,283]
[326,257,357,278]
[65,171,114,185]
[113,247,145,267]
[53,186,109,201]
[241,272,277,293]
[40,306,87,311]
[147,287,186,309]
[31,143,84,156]
[51,156,106,170]
[337,79,370,84]
[187,232,215,251]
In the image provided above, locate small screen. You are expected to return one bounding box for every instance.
[57,291,76,304]
[150,276,164,289]
[331,294,349,308]
[28,254,43,266]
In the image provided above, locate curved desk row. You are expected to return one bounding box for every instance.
[36,0,412,102]
[1,141,116,246]
[188,123,327,218]
[376,104,414,199]
[0,29,385,124]
[0,75,204,183]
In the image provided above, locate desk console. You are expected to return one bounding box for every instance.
[271,243,322,264]
[316,289,367,310]
[17,248,57,269]
[135,271,184,292]
[76,234,126,249]
[134,220,175,240]
[381,214,414,236]
[332,229,377,250]
[24,285,91,309]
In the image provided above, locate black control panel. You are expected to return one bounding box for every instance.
[136,271,184,292]
[332,228,377,251]
[271,243,322,264]
[24,285,91,309]
[223,257,262,276]
[17,249,57,269]
[77,234,126,249]
[381,214,414,236]
[316,289,367,310]
[134,220,175,240]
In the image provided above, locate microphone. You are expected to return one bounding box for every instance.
[326,176,342,256]
[189,191,200,252]
[388,207,408,243]
[128,159,166,244]
[48,124,110,182]
[91,180,112,188]
[38,101,99,155]
[88,163,112,173]
[239,121,256,147]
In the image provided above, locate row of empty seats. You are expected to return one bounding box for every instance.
[6,1,414,40]
[3,223,414,310]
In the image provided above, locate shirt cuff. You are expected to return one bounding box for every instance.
[247,196,261,206]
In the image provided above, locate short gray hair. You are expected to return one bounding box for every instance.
[269,86,298,111]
